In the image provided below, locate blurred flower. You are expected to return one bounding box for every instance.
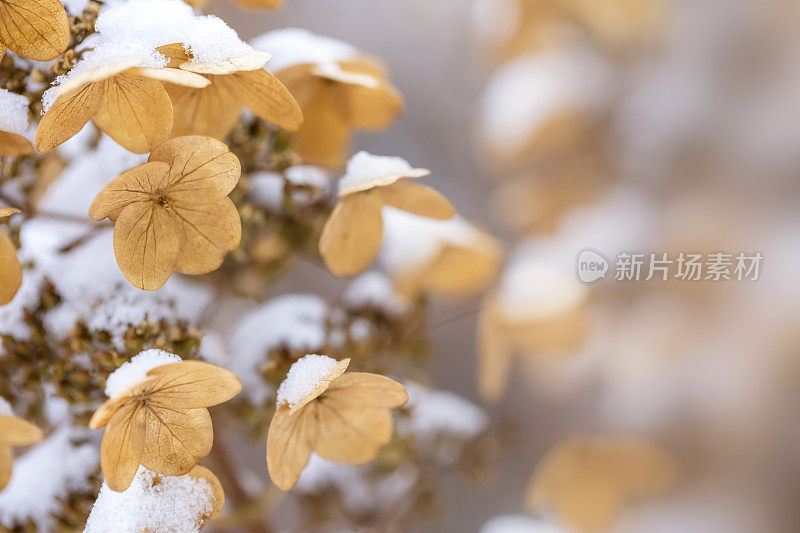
[266,355,407,490]
[527,437,675,532]
[0,89,32,157]
[36,61,210,153]
[0,0,68,61]
[89,136,241,291]
[0,404,43,491]
[157,43,302,139]
[89,353,241,492]
[0,207,21,306]
[320,152,455,277]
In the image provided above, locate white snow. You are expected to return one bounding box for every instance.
[61,0,90,14]
[0,398,13,417]
[480,515,564,533]
[338,151,429,196]
[248,171,284,210]
[229,294,328,405]
[0,429,98,531]
[0,261,44,339]
[45,0,256,110]
[401,383,488,442]
[276,354,339,408]
[496,252,587,320]
[344,271,408,315]
[480,46,610,158]
[104,350,182,399]
[84,466,215,533]
[250,28,357,74]
[0,89,29,136]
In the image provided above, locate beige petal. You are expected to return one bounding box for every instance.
[89,397,126,430]
[55,61,142,97]
[139,406,213,477]
[0,131,33,156]
[0,230,22,306]
[89,161,170,222]
[0,444,11,491]
[324,372,408,409]
[0,42,5,60]
[219,69,303,131]
[180,51,271,75]
[112,201,180,291]
[478,298,514,401]
[92,73,173,154]
[130,67,210,88]
[0,207,20,218]
[156,43,190,67]
[102,403,147,492]
[292,85,351,167]
[187,465,225,521]
[333,75,403,131]
[145,361,242,409]
[0,0,68,61]
[0,415,43,445]
[235,0,283,8]
[165,81,243,139]
[148,135,240,197]
[319,193,384,277]
[314,400,393,464]
[378,181,455,220]
[168,196,241,275]
[411,243,501,297]
[35,82,102,153]
[266,404,318,490]
[509,306,588,354]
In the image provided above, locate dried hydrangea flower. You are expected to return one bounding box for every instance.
[36,60,211,153]
[89,136,242,291]
[527,437,675,532]
[478,260,588,401]
[0,401,43,491]
[0,0,68,61]
[156,43,302,139]
[0,89,33,156]
[266,354,408,490]
[320,152,456,277]
[89,350,242,492]
[0,207,22,306]
[274,59,402,166]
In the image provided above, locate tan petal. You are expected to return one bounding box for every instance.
[0,415,43,445]
[324,372,408,409]
[508,306,588,354]
[168,196,241,275]
[235,0,283,8]
[266,404,317,490]
[0,0,68,61]
[0,131,33,156]
[410,242,501,297]
[0,43,5,60]
[102,403,146,492]
[89,161,170,222]
[156,43,190,67]
[0,230,22,306]
[0,207,20,218]
[292,85,351,167]
[130,67,210,88]
[187,465,225,522]
[92,73,173,153]
[319,193,384,277]
[145,360,242,409]
[333,75,403,130]
[0,444,11,491]
[89,397,126,430]
[165,81,243,139]
[35,82,102,153]
[219,69,303,131]
[287,358,350,415]
[139,406,213,477]
[378,181,455,220]
[148,135,240,197]
[180,51,271,75]
[314,400,393,464]
[112,201,180,291]
[478,297,514,401]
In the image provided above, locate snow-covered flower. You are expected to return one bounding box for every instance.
[0,400,42,491]
[0,89,32,156]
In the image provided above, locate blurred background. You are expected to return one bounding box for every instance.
[210,0,798,530]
